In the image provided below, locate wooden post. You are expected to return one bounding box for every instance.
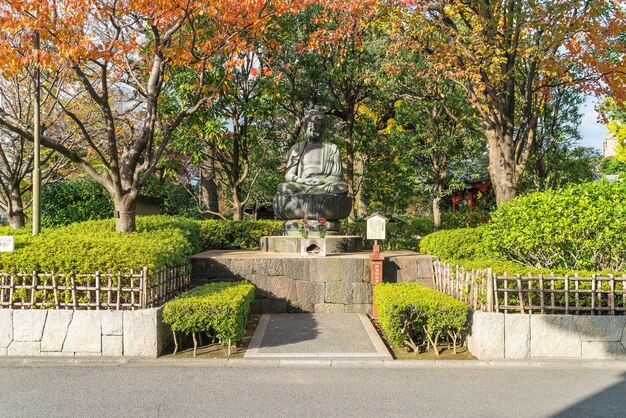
[516,274,524,313]
[609,274,615,316]
[30,271,37,308]
[116,271,122,310]
[591,274,596,315]
[539,274,545,314]
[564,274,569,314]
[9,273,14,309]
[52,274,59,309]
[71,273,77,309]
[141,267,148,309]
[95,271,101,310]
[486,268,494,312]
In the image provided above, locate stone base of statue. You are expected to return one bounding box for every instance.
[260,235,363,254]
[273,194,352,220]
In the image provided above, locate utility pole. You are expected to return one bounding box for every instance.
[32,29,41,235]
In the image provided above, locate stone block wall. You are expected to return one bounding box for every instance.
[191,252,435,314]
[468,311,626,360]
[0,308,171,358]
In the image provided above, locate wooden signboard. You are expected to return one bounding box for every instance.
[0,236,14,252]
[366,213,388,241]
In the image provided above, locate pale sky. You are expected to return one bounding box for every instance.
[579,97,609,151]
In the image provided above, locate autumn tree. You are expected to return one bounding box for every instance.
[0,0,301,232]
[0,71,68,228]
[396,0,626,205]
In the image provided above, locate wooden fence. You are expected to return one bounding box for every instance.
[434,260,626,315]
[0,263,191,310]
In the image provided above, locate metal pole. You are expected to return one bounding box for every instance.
[32,29,41,236]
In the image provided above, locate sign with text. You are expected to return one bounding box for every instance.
[366,213,388,240]
[0,236,14,252]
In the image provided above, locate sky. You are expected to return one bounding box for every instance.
[579,97,609,152]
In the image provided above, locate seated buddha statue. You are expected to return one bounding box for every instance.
[273,109,352,235]
[277,109,349,196]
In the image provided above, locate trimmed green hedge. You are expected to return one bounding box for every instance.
[162,281,255,353]
[0,216,197,273]
[375,283,469,355]
[419,226,493,261]
[42,177,114,227]
[198,220,283,251]
[484,180,626,272]
[420,181,626,275]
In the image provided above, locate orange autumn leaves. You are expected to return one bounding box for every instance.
[0,0,306,78]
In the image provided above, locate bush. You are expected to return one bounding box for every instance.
[42,177,203,227]
[142,177,203,219]
[419,226,493,261]
[442,209,491,229]
[483,180,626,271]
[341,218,433,251]
[375,283,469,355]
[162,281,255,354]
[199,220,283,251]
[42,177,114,227]
[0,216,196,274]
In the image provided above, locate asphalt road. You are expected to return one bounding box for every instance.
[1,361,625,417]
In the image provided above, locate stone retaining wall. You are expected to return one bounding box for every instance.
[0,308,171,357]
[468,311,626,360]
[191,251,435,314]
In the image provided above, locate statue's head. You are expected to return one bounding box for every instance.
[303,108,326,143]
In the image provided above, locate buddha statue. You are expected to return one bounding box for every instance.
[273,109,352,235]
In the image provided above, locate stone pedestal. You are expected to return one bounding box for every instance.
[260,235,363,254]
[191,250,436,314]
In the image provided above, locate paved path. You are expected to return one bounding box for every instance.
[245,313,391,359]
[1,361,626,417]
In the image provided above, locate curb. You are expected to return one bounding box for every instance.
[3,357,626,369]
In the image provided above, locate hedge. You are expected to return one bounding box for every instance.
[42,177,202,227]
[0,216,197,274]
[375,283,469,355]
[483,180,626,272]
[162,281,255,355]
[42,177,114,227]
[419,226,493,261]
[198,220,283,251]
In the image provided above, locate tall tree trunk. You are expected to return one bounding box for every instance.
[432,179,444,232]
[113,194,137,233]
[7,189,25,229]
[344,110,356,222]
[485,126,518,206]
[355,152,367,219]
[231,186,244,221]
[200,145,220,218]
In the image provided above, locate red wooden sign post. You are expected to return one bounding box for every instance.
[370,240,384,317]
[366,213,388,318]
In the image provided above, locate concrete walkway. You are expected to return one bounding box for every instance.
[245,313,392,359]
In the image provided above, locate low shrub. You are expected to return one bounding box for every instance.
[442,209,492,229]
[483,180,626,272]
[0,216,196,274]
[42,177,114,227]
[162,281,255,355]
[419,226,493,261]
[375,283,469,355]
[199,220,283,251]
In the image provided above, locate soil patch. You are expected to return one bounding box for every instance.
[160,314,261,359]
[370,317,476,360]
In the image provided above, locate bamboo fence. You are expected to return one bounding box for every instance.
[434,260,626,315]
[0,263,191,310]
